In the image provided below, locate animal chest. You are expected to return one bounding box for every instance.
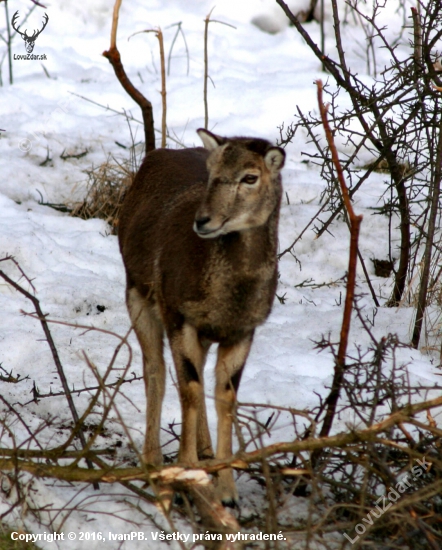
[180,262,276,342]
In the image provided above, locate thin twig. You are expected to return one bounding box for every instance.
[412,109,442,347]
[166,22,189,76]
[68,92,185,147]
[203,9,236,129]
[21,373,142,404]
[132,28,167,148]
[0,258,99,488]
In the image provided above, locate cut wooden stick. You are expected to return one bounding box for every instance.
[103,0,156,152]
[157,29,167,148]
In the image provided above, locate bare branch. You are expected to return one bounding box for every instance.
[103,0,155,152]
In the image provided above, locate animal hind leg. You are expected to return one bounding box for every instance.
[168,323,213,464]
[127,286,165,466]
[197,337,214,460]
[214,332,254,506]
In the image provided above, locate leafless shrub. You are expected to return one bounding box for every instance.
[270,2,442,546]
[276,0,442,346]
[70,157,135,234]
[1,253,442,548]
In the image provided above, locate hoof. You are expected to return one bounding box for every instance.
[221,496,238,509]
[215,470,239,508]
[173,492,185,506]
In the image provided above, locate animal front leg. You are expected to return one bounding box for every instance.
[126,287,165,466]
[214,332,254,506]
[169,323,212,464]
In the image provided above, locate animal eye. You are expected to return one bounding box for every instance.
[241,174,258,184]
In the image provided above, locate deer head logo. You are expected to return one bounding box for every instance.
[12,11,49,54]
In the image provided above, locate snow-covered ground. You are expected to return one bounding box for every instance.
[0,0,439,548]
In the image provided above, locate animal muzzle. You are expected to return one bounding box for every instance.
[194,216,211,232]
[193,213,228,238]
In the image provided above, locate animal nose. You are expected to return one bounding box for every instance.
[195,216,211,231]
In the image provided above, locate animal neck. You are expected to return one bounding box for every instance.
[217,207,279,271]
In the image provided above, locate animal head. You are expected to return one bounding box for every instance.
[12,11,49,54]
[194,129,285,239]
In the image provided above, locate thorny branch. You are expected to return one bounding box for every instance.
[275,0,422,307]
[315,81,363,441]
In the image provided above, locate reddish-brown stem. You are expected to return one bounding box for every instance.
[103,0,155,152]
[315,80,363,440]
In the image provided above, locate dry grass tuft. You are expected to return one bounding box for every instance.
[71,157,135,234]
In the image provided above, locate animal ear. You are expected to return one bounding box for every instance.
[197,128,226,151]
[264,147,285,171]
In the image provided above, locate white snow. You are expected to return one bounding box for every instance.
[0,0,438,548]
